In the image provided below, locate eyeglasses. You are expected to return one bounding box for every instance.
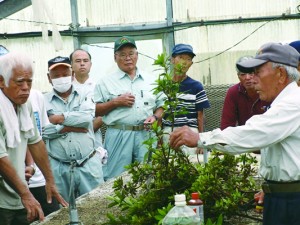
[115,51,137,60]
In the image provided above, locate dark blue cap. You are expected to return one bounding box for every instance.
[289,41,300,61]
[172,44,196,57]
[0,45,9,57]
[48,56,71,71]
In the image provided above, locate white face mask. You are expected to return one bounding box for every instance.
[52,76,72,93]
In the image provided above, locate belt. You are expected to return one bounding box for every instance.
[108,124,144,131]
[48,150,96,167]
[262,181,300,193]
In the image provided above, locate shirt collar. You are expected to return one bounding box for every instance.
[73,76,93,85]
[117,67,144,80]
[238,83,247,94]
[271,81,298,107]
[49,85,78,102]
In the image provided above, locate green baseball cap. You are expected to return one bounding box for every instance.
[114,36,137,52]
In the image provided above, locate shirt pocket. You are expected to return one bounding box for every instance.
[107,89,130,102]
[137,89,156,111]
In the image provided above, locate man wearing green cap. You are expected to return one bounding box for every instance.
[94,36,165,180]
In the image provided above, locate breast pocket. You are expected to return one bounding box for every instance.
[107,89,131,102]
[137,89,156,112]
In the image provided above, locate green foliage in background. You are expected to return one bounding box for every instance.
[104,52,259,225]
[189,151,259,222]
[104,52,199,225]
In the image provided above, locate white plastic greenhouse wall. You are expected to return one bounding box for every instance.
[0,0,300,92]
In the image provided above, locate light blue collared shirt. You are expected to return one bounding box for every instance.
[43,86,96,161]
[94,68,165,125]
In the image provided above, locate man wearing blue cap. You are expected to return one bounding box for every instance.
[170,42,300,225]
[163,44,210,155]
[94,36,165,180]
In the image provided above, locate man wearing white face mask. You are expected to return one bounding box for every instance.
[43,56,104,202]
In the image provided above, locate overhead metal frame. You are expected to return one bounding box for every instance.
[69,0,175,52]
[0,0,31,20]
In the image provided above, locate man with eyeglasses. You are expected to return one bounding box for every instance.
[94,36,165,180]
[220,56,270,130]
[170,42,300,225]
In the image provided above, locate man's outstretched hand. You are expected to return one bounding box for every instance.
[169,126,199,149]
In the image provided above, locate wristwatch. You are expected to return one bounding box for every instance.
[152,114,158,120]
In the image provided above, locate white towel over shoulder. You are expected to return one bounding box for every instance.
[0,90,34,148]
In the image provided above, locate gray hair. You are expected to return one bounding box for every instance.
[0,52,33,86]
[272,62,300,83]
[236,55,254,73]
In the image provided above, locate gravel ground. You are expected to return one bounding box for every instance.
[31,153,263,225]
[30,174,130,225]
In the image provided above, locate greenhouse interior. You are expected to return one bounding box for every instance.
[1,0,300,225]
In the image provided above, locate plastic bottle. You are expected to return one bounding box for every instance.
[187,192,204,222]
[162,194,201,225]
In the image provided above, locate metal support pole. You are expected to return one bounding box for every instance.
[70,0,81,49]
[67,162,83,225]
[164,0,175,56]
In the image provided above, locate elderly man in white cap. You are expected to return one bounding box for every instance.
[170,42,300,225]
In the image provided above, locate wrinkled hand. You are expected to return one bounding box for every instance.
[48,114,64,125]
[93,116,103,131]
[143,115,156,130]
[60,126,88,134]
[196,147,204,154]
[25,166,34,182]
[45,182,68,208]
[20,190,44,222]
[169,126,199,149]
[254,191,264,213]
[115,93,135,107]
[254,191,264,204]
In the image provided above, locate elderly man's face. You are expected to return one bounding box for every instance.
[253,62,282,102]
[114,46,138,74]
[48,65,72,83]
[0,64,33,106]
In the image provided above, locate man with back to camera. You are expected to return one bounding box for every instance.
[163,43,210,155]
[94,36,165,180]
[220,56,270,130]
[70,48,104,147]
[0,50,67,225]
[169,42,300,225]
[43,56,104,202]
